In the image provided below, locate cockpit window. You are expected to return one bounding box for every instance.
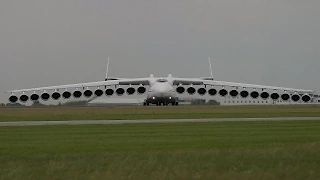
[156,79,168,83]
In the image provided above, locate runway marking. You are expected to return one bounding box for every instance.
[0,117,320,126]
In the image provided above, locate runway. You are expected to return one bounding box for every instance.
[0,117,320,126]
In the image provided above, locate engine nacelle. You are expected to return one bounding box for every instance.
[137,86,146,94]
[52,92,61,100]
[9,95,18,103]
[94,89,103,97]
[41,93,50,101]
[73,91,82,98]
[250,91,259,99]
[84,90,93,98]
[116,88,125,96]
[63,91,72,99]
[260,92,269,99]
[127,87,136,95]
[229,90,238,97]
[20,95,29,102]
[187,87,196,95]
[219,89,228,97]
[208,89,217,96]
[270,93,280,100]
[281,93,290,101]
[30,94,39,101]
[302,94,311,102]
[197,88,206,95]
[106,89,114,96]
[176,87,185,94]
[291,94,300,102]
[240,91,249,98]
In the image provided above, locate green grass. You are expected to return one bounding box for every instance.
[1,105,320,121]
[1,121,320,179]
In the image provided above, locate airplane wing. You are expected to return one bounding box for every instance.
[173,78,314,93]
[6,78,150,93]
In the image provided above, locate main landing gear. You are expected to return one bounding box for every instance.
[143,101,179,106]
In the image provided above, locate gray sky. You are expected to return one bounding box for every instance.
[1,0,319,103]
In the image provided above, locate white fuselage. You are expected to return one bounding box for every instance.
[145,78,176,104]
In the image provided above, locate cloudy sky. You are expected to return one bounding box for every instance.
[0,0,319,103]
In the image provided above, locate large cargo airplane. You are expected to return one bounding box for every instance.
[6,58,315,106]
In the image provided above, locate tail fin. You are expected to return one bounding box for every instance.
[208,57,214,80]
[105,57,110,81]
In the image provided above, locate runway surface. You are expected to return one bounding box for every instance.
[0,117,320,126]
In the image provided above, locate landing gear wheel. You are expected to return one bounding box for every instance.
[175,102,179,106]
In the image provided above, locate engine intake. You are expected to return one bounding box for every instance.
[302,94,311,102]
[20,95,29,102]
[187,87,196,94]
[230,90,238,97]
[116,88,125,95]
[240,91,249,98]
[63,91,71,99]
[138,87,146,94]
[250,91,259,99]
[197,88,206,95]
[219,89,228,97]
[127,87,136,95]
[208,89,217,96]
[73,91,82,98]
[9,96,18,103]
[52,92,61,100]
[291,94,300,102]
[106,89,114,96]
[260,92,269,99]
[271,93,280,100]
[281,93,290,101]
[30,94,39,101]
[95,89,103,97]
[41,93,50,101]
[176,87,185,94]
[84,90,93,98]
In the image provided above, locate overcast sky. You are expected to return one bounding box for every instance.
[0,0,319,103]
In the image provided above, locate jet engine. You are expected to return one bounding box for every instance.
[208,88,217,96]
[19,95,29,102]
[301,94,311,102]
[291,93,300,102]
[270,92,280,100]
[63,91,71,99]
[9,95,18,103]
[116,88,125,95]
[250,91,259,99]
[106,89,114,96]
[229,90,238,97]
[94,89,103,97]
[219,89,228,97]
[260,92,269,99]
[73,91,82,98]
[84,90,93,98]
[281,93,290,101]
[240,90,249,98]
[127,87,136,95]
[137,86,146,94]
[41,93,50,101]
[52,92,61,100]
[176,86,185,94]
[197,88,206,95]
[187,87,196,95]
[30,94,39,101]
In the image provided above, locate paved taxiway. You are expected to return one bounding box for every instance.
[0,117,320,126]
